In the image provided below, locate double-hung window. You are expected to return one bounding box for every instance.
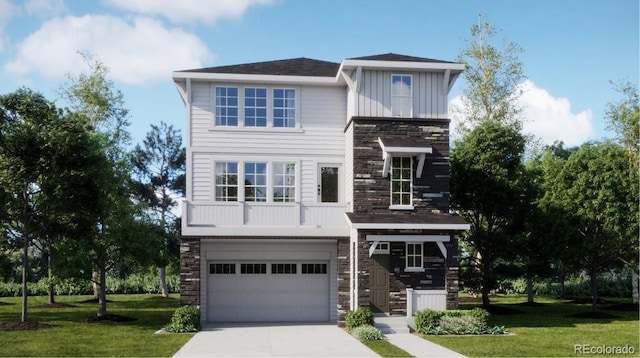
[406,243,423,271]
[391,75,412,117]
[215,87,238,126]
[273,163,296,202]
[244,162,267,202]
[390,157,412,208]
[273,89,296,128]
[244,88,267,127]
[215,162,238,201]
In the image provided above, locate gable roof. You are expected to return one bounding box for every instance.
[177,57,341,77]
[348,53,457,64]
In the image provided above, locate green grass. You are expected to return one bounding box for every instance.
[422,295,639,357]
[361,339,413,357]
[0,294,193,357]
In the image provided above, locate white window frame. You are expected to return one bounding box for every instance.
[372,242,390,255]
[273,162,296,202]
[391,74,413,117]
[317,163,342,203]
[214,161,239,202]
[214,86,239,126]
[405,242,424,272]
[273,88,297,128]
[244,87,268,127]
[390,156,414,210]
[244,162,267,202]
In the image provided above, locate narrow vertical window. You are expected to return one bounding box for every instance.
[215,162,238,201]
[215,87,238,126]
[244,88,267,127]
[406,243,423,270]
[391,75,412,117]
[273,89,296,127]
[273,163,296,202]
[244,162,267,202]
[319,166,339,203]
[390,157,412,207]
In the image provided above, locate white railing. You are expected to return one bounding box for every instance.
[185,201,348,229]
[406,288,447,317]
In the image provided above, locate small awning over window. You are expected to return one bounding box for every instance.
[378,137,432,178]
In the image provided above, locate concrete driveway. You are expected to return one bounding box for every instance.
[172,323,377,357]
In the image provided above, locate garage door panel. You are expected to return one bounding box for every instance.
[208,261,330,322]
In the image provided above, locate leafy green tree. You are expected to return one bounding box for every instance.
[554,142,638,311]
[451,120,529,307]
[452,14,525,135]
[605,81,639,303]
[133,121,185,297]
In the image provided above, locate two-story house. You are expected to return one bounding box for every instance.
[172,53,469,326]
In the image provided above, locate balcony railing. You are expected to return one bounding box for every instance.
[182,201,349,236]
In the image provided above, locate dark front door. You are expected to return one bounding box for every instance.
[370,254,390,313]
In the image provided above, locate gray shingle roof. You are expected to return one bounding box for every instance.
[346,212,468,226]
[348,53,457,64]
[177,57,340,77]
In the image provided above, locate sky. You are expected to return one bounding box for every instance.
[0,0,638,149]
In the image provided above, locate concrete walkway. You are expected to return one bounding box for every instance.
[386,333,466,358]
[172,323,465,358]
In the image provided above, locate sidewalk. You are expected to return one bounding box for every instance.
[385,333,466,358]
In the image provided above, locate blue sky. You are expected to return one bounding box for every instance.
[0,0,637,148]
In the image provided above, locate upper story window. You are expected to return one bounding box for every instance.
[273,89,296,128]
[273,162,296,202]
[391,74,412,117]
[406,243,423,271]
[244,162,267,202]
[319,166,339,203]
[215,87,238,126]
[390,157,413,209]
[244,88,267,127]
[214,161,238,201]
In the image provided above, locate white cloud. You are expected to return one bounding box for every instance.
[0,0,17,53]
[449,80,594,147]
[5,14,213,85]
[24,0,66,18]
[105,0,275,24]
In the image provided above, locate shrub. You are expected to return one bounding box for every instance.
[164,305,201,333]
[415,309,444,333]
[468,307,490,327]
[345,307,374,331]
[439,315,485,334]
[351,325,384,340]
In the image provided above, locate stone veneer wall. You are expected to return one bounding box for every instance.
[351,117,451,215]
[179,238,201,307]
[337,238,350,326]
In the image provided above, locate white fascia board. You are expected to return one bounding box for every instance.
[378,137,433,155]
[181,225,350,237]
[366,235,450,242]
[171,72,339,86]
[350,222,470,230]
[340,59,465,72]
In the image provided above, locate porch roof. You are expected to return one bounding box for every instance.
[345,212,469,231]
[378,137,432,178]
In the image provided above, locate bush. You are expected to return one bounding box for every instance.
[345,307,374,332]
[439,315,485,334]
[415,308,497,335]
[351,325,384,340]
[165,305,200,333]
[415,309,444,333]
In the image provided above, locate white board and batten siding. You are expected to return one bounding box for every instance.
[353,70,448,119]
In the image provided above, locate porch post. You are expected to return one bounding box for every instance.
[406,288,413,318]
[349,228,358,311]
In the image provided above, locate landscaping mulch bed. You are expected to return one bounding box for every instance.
[603,303,639,312]
[517,301,548,307]
[83,314,137,323]
[485,305,525,315]
[566,311,620,319]
[146,296,176,301]
[77,298,113,304]
[0,321,57,331]
[35,303,76,309]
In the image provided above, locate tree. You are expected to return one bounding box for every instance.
[132,122,185,297]
[0,88,101,320]
[553,142,638,311]
[452,14,525,135]
[451,120,529,307]
[605,81,640,303]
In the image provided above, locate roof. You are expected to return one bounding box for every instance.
[348,53,457,64]
[378,136,432,149]
[346,212,469,230]
[176,57,341,77]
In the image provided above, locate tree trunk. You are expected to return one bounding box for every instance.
[97,264,107,317]
[47,253,55,304]
[92,270,99,299]
[590,269,598,312]
[481,285,491,307]
[159,266,169,297]
[21,235,29,322]
[526,274,534,304]
[558,266,566,298]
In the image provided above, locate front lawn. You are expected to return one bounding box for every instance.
[0,294,193,357]
[423,295,639,357]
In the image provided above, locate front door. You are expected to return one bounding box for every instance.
[370,254,390,313]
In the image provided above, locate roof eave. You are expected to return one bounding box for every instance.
[339,59,465,73]
[172,71,341,85]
